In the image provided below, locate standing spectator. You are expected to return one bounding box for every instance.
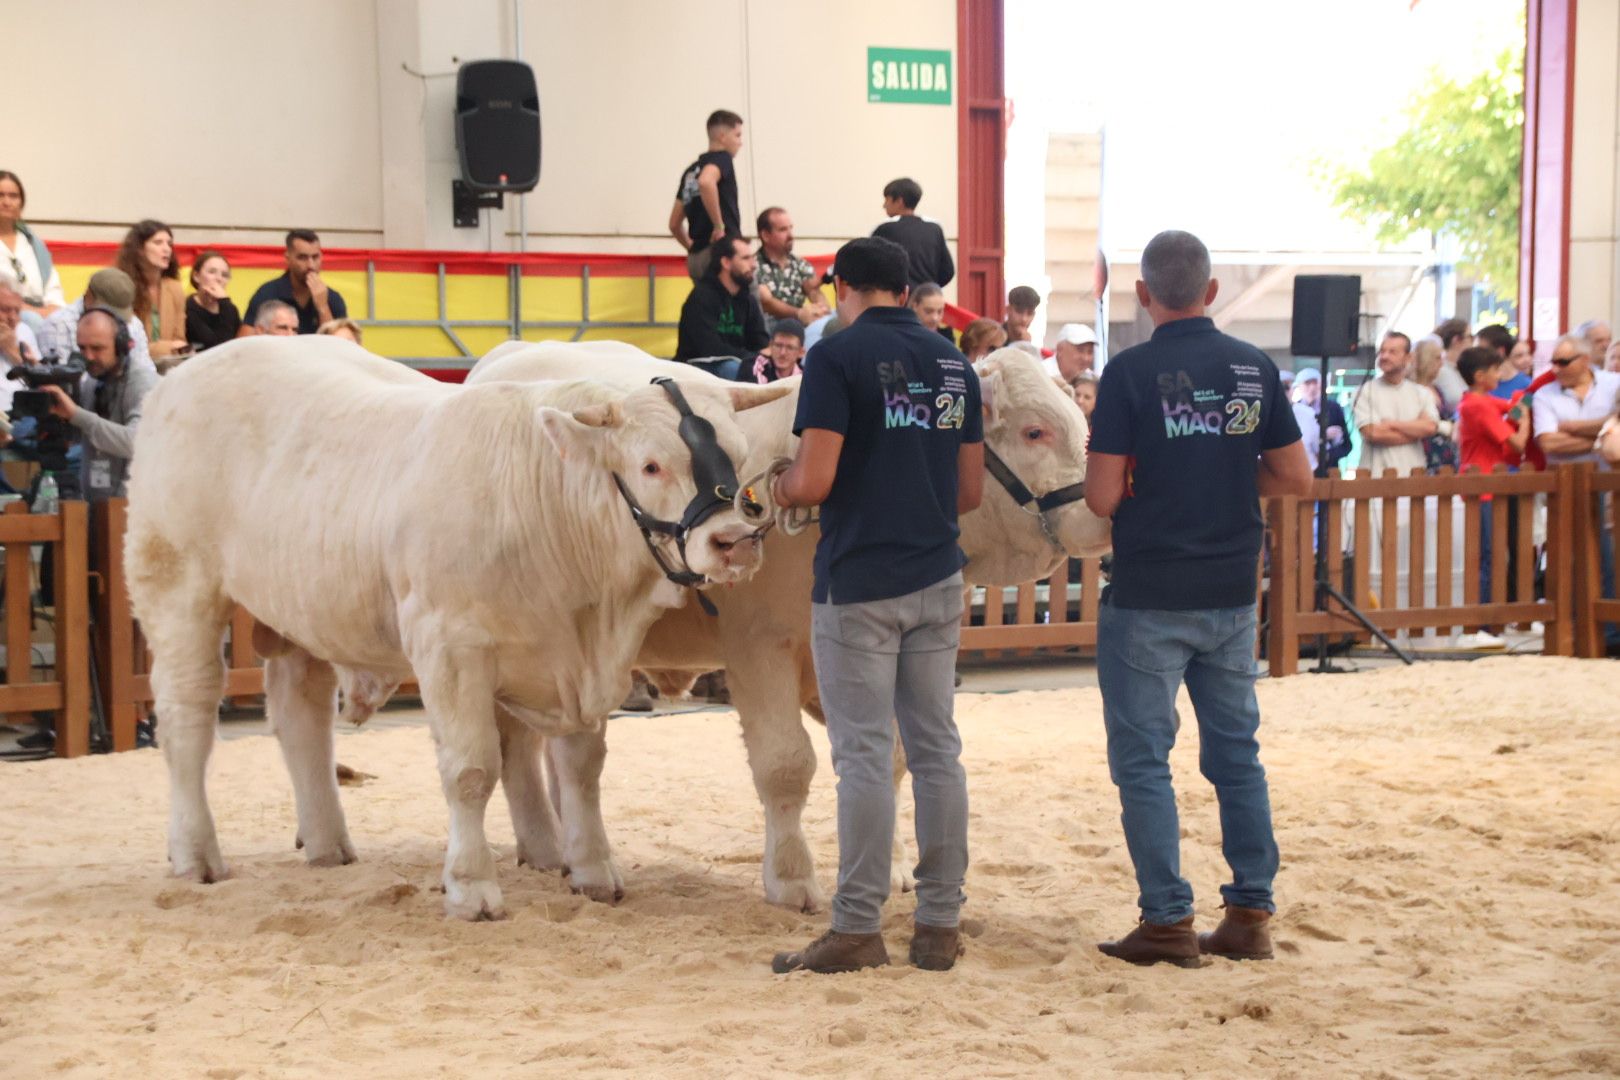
[1352,332,1438,475]
[115,219,187,359]
[0,171,63,320]
[738,321,804,383]
[41,309,159,501]
[1291,367,1351,474]
[1476,324,1529,399]
[318,318,364,344]
[243,230,347,335]
[0,282,41,365]
[1045,323,1096,384]
[1410,336,1458,471]
[754,208,829,326]
[669,110,744,281]
[872,177,953,289]
[254,300,300,336]
[1575,319,1612,364]
[769,236,983,975]
[908,282,954,344]
[38,268,153,369]
[1431,317,1472,411]
[1071,371,1098,421]
[1456,346,1532,608]
[1085,229,1310,967]
[673,234,768,377]
[958,317,1006,362]
[1002,286,1040,343]
[184,250,241,351]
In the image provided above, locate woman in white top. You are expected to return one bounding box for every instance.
[0,171,64,319]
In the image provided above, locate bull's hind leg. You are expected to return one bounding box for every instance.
[729,654,825,913]
[497,709,564,872]
[891,726,915,894]
[414,641,505,921]
[266,648,355,867]
[547,727,624,903]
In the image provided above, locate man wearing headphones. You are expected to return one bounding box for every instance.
[42,307,159,500]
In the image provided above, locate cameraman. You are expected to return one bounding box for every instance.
[42,308,157,500]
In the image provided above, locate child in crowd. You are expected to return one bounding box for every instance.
[1456,346,1532,612]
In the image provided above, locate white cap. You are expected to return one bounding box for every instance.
[1056,323,1097,346]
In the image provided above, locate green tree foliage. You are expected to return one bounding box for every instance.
[1329,47,1523,300]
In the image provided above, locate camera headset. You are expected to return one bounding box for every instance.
[79,306,132,366]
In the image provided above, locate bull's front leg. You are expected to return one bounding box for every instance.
[547,727,624,903]
[729,654,825,913]
[414,641,506,921]
[497,708,564,872]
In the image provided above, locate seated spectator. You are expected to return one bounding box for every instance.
[0,171,63,320]
[739,322,804,383]
[908,282,954,344]
[1575,318,1612,364]
[670,110,745,281]
[872,177,953,288]
[184,251,241,351]
[1351,331,1438,476]
[38,268,153,370]
[1292,367,1352,475]
[115,219,187,359]
[41,309,159,501]
[0,282,41,366]
[243,229,347,335]
[1046,323,1096,384]
[255,300,300,336]
[754,208,829,325]
[318,318,364,344]
[1003,285,1041,344]
[959,317,1006,362]
[1072,370,1098,421]
[674,234,768,378]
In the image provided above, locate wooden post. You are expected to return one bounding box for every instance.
[1546,465,1577,656]
[1570,463,1602,658]
[95,500,138,752]
[2,503,32,728]
[1268,496,1299,677]
[52,501,90,758]
[1379,472,1399,613]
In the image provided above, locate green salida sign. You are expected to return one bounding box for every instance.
[868,47,952,105]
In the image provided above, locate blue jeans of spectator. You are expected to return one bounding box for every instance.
[811,572,969,935]
[1096,596,1279,925]
[686,357,742,381]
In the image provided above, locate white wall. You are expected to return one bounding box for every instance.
[1568,0,1620,329]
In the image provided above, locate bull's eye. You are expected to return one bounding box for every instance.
[1024,427,1044,442]
[642,461,661,476]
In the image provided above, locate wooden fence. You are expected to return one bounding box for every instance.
[0,501,89,756]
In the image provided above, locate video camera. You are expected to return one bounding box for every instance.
[7,359,85,419]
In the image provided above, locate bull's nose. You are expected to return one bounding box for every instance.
[711,531,762,567]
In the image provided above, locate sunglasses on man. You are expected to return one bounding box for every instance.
[1550,353,1582,367]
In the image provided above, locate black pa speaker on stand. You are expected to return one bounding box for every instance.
[452,60,541,227]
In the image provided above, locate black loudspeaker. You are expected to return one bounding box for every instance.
[455,60,541,192]
[1290,274,1361,357]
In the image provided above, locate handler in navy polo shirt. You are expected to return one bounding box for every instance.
[1085,230,1311,968]
[769,236,984,976]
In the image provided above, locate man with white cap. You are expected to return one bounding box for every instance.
[1046,323,1097,385]
[1291,366,1350,475]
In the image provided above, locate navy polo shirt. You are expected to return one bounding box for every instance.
[1088,316,1300,611]
[794,305,983,605]
[242,272,349,334]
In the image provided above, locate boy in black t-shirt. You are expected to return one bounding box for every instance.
[669,109,744,281]
[769,237,984,975]
[1085,230,1311,968]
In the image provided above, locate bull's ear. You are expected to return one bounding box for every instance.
[728,382,796,411]
[979,367,1003,425]
[538,404,618,461]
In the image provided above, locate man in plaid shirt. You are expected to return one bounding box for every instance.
[755,207,829,327]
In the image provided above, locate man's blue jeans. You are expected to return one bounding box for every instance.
[1096,597,1279,925]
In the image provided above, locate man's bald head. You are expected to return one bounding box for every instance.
[77,308,124,376]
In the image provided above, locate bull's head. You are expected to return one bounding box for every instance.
[959,347,1112,585]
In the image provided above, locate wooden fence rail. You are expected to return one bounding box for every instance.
[0,501,89,756]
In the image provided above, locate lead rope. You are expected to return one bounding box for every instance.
[736,458,818,536]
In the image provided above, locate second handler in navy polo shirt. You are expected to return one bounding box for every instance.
[769,237,983,975]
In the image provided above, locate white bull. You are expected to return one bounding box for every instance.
[466,339,1110,910]
[127,336,788,919]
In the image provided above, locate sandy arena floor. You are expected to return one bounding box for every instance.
[2,656,1616,1078]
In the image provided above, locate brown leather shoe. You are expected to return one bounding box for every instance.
[1097,915,1204,968]
[908,923,963,971]
[1198,906,1274,960]
[771,930,889,974]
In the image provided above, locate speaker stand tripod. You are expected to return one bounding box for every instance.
[1308,355,1413,672]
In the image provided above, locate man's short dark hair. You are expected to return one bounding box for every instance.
[1140,230,1211,311]
[1457,345,1499,387]
[833,237,910,295]
[708,233,746,275]
[756,207,786,235]
[1475,323,1515,357]
[1433,317,1471,348]
[883,177,923,210]
[769,320,805,343]
[1383,330,1412,354]
[706,109,743,134]
[909,282,944,308]
[286,229,320,248]
[1007,285,1041,313]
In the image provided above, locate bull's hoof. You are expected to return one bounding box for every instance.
[515,840,565,873]
[892,868,916,894]
[564,859,624,904]
[765,875,826,915]
[170,846,229,885]
[571,881,625,905]
[443,877,507,922]
[305,837,358,868]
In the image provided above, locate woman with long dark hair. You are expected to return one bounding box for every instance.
[116,219,187,358]
[184,250,241,351]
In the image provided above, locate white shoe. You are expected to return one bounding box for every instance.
[1456,631,1507,649]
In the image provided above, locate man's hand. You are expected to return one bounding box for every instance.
[306,271,330,305]
[710,225,726,243]
[43,384,77,421]
[1325,424,1345,444]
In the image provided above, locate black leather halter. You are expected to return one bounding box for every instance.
[982,445,1087,552]
[612,377,762,593]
